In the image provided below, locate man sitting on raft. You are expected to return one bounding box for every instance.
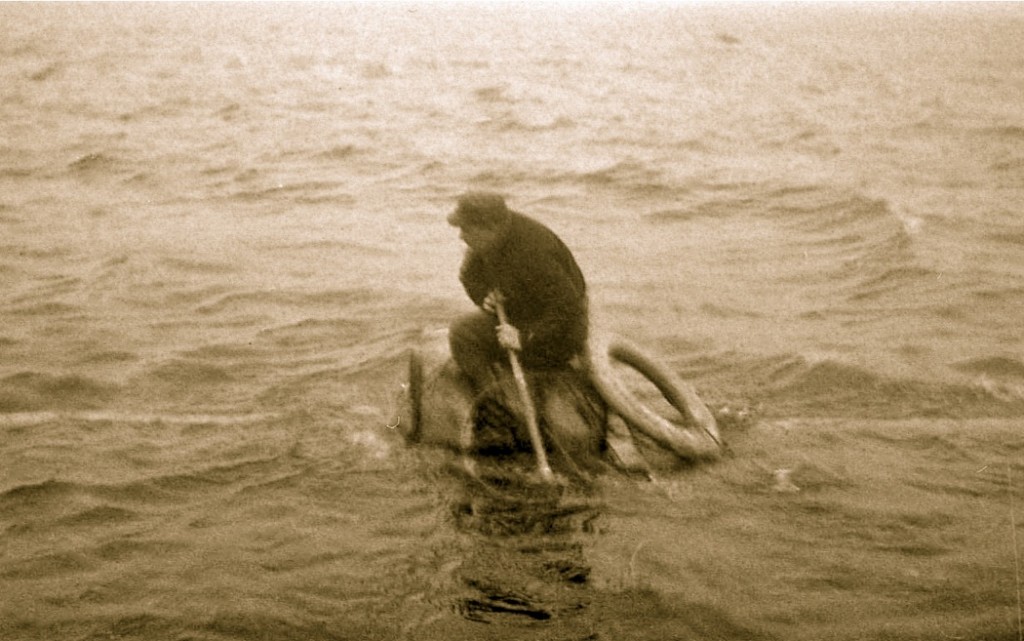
[423,191,721,472]
[447,192,589,400]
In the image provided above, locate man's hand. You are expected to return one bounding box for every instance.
[482,291,500,314]
[495,322,522,352]
[485,289,521,351]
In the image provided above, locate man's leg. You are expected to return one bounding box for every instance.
[448,310,504,395]
[449,311,504,468]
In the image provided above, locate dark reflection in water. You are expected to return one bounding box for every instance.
[429,456,774,641]
[445,456,603,625]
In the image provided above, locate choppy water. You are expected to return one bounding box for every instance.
[2,3,1024,640]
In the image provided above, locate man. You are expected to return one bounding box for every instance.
[447,191,588,396]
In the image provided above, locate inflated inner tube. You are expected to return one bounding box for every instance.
[584,331,722,460]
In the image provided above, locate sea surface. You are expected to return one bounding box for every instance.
[2,3,1024,640]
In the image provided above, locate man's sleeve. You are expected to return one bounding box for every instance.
[517,256,584,350]
[459,253,490,307]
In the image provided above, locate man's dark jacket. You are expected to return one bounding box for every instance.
[459,211,588,366]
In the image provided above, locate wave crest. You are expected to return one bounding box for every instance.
[733,353,1024,418]
[0,372,116,413]
[954,356,1024,379]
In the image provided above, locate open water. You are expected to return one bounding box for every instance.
[2,3,1024,640]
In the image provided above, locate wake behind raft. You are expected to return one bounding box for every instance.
[395,325,723,479]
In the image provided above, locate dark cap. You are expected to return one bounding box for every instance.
[447,191,511,228]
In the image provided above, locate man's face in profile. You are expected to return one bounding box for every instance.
[458,222,501,252]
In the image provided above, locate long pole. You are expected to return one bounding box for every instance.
[493,296,554,482]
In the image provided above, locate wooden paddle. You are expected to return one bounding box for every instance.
[492,293,554,483]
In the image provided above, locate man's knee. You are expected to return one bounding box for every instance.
[450,312,490,356]
[449,312,502,383]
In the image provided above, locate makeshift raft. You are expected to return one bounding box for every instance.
[396,327,723,477]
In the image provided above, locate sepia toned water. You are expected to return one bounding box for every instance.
[2,3,1024,639]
